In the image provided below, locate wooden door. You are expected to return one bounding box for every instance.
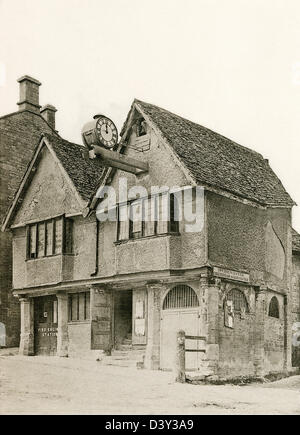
[34,296,58,355]
[161,309,201,371]
[91,289,112,351]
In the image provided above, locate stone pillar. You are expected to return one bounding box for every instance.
[205,278,220,375]
[254,288,266,376]
[57,292,69,357]
[19,297,34,356]
[144,284,162,370]
[284,294,292,372]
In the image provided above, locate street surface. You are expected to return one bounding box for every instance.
[0,352,299,415]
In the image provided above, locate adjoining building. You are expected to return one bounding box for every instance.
[0,76,58,347]
[2,89,300,377]
[292,229,300,367]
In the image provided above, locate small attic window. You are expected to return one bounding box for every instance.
[268,296,280,319]
[136,119,147,137]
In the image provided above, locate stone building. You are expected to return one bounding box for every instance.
[292,229,300,366]
[2,96,300,378]
[0,76,58,347]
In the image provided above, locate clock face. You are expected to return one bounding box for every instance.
[96,117,118,148]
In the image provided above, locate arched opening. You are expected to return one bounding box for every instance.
[226,289,249,312]
[268,296,280,318]
[161,284,201,370]
[163,285,199,310]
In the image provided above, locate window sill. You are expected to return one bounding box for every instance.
[114,232,180,245]
[68,320,91,325]
[26,253,75,262]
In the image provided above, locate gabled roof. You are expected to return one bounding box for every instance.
[2,134,106,230]
[122,99,294,207]
[0,109,59,136]
[45,134,106,201]
[292,228,300,253]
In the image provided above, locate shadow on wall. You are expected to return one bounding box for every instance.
[0,322,6,347]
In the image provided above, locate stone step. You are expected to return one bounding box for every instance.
[122,339,132,345]
[111,354,145,361]
[118,344,133,351]
[101,359,140,368]
[99,355,144,367]
[186,369,214,379]
[98,347,145,368]
[113,349,145,356]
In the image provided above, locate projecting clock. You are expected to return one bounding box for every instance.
[95,115,118,149]
[81,114,119,150]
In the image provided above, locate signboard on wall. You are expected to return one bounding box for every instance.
[135,318,145,336]
[213,266,250,283]
[135,300,145,336]
[132,290,147,344]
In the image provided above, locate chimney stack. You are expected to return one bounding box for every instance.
[40,104,57,130]
[17,75,41,114]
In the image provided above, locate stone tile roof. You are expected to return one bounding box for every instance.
[292,228,300,253]
[44,134,106,201]
[133,100,294,207]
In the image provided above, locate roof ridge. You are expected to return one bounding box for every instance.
[0,109,60,136]
[43,132,84,148]
[134,99,263,158]
[133,98,294,207]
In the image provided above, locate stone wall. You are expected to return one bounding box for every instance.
[67,322,91,357]
[0,111,54,346]
[217,282,257,378]
[292,253,300,367]
[206,191,291,289]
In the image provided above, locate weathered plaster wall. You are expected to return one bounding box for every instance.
[114,127,190,194]
[11,150,98,289]
[97,125,206,277]
[116,236,169,275]
[14,146,81,226]
[215,283,287,378]
[217,282,257,378]
[207,191,265,277]
[97,221,117,278]
[68,322,91,357]
[265,207,292,290]
[71,216,98,281]
[12,216,99,289]
[264,293,285,373]
[292,254,300,319]
[207,191,291,290]
[12,227,26,290]
[292,253,300,367]
[26,257,62,287]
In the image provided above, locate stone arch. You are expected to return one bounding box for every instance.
[268,296,280,318]
[162,284,199,310]
[226,288,249,312]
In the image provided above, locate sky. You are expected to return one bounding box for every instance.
[0,0,300,230]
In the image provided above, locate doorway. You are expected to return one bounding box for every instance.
[114,290,132,349]
[160,285,202,371]
[34,296,58,355]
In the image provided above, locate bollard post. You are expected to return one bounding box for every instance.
[176,330,186,383]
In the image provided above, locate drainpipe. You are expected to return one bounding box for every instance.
[91,219,99,277]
